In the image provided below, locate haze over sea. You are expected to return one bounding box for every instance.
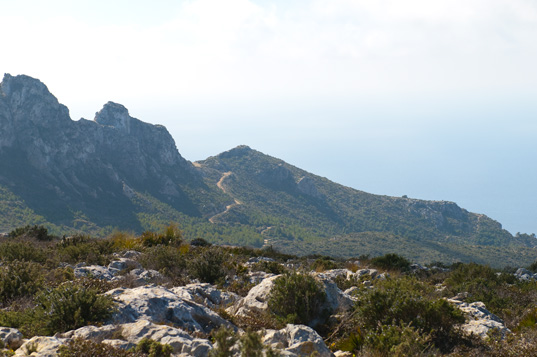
[1,0,535,234]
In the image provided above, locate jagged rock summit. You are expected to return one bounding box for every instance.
[0,74,213,231]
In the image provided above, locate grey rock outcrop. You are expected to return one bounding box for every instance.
[14,336,67,357]
[0,73,207,230]
[64,319,212,357]
[107,285,234,333]
[449,299,511,339]
[262,324,333,357]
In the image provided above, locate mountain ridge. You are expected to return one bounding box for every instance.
[1,74,535,266]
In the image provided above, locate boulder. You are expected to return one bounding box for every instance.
[171,283,240,309]
[449,299,511,339]
[227,275,280,317]
[107,285,233,333]
[0,327,23,349]
[74,264,118,281]
[14,336,67,357]
[262,324,333,357]
[108,258,141,271]
[63,319,212,356]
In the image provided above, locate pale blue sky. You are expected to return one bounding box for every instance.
[1,0,536,234]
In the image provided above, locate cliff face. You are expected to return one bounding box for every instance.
[0,74,203,228]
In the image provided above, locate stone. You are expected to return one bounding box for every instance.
[108,258,141,271]
[14,336,67,357]
[449,299,511,339]
[171,283,240,309]
[107,285,233,333]
[63,319,212,357]
[227,275,281,317]
[262,324,333,357]
[74,265,118,281]
[0,327,23,349]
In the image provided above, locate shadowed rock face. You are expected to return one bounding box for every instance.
[0,74,202,228]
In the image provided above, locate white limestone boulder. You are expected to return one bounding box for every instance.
[107,285,233,333]
[449,299,511,339]
[14,336,67,357]
[262,324,333,357]
[171,283,240,309]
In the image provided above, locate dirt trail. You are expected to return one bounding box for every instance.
[209,171,241,223]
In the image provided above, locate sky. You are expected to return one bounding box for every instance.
[1,0,536,234]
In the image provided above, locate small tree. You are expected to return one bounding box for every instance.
[267,272,326,325]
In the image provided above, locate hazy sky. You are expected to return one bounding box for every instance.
[1,0,536,234]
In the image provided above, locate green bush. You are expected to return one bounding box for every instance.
[239,328,264,357]
[189,247,227,284]
[354,276,464,352]
[138,245,186,279]
[250,260,286,275]
[57,237,114,265]
[134,338,173,357]
[370,253,411,272]
[37,282,115,334]
[9,225,53,241]
[0,260,44,303]
[267,272,327,325]
[364,323,433,356]
[209,326,237,357]
[139,224,182,247]
[0,241,48,263]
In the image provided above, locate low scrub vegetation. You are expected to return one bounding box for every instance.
[2,225,537,356]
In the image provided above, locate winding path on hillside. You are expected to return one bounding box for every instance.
[209,171,242,223]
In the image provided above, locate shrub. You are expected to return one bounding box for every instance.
[138,245,186,279]
[0,260,44,303]
[57,237,114,265]
[239,328,264,357]
[134,338,173,357]
[109,231,140,251]
[37,282,115,334]
[354,276,465,352]
[209,326,237,357]
[370,253,411,272]
[0,241,48,263]
[311,257,338,272]
[267,272,327,325]
[191,237,211,247]
[250,260,286,275]
[9,225,53,241]
[139,224,182,247]
[364,323,433,356]
[189,247,227,284]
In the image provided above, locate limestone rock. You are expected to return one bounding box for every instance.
[0,327,23,349]
[107,285,233,333]
[171,283,240,309]
[262,324,333,357]
[227,275,280,317]
[449,299,511,339]
[14,336,67,357]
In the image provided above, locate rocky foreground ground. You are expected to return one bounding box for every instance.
[0,250,515,357]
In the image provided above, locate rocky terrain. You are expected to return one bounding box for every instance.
[2,227,534,356]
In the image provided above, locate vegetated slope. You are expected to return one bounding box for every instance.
[1,74,535,266]
[196,146,537,267]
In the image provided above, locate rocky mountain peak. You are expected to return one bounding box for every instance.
[94,101,132,133]
[0,73,70,128]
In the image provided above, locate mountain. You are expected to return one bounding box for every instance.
[0,74,535,266]
[0,74,227,233]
